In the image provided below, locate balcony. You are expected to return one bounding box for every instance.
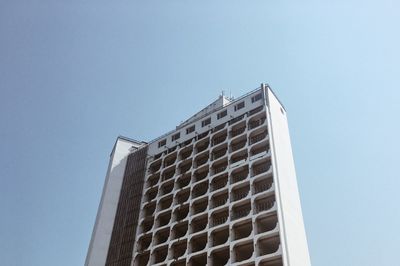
[177,173,191,189]
[141,218,154,233]
[231,136,247,152]
[252,159,271,177]
[256,214,278,234]
[190,233,207,253]
[156,212,171,228]
[249,130,268,145]
[253,177,273,195]
[211,174,228,191]
[250,142,269,159]
[143,202,156,218]
[248,105,263,116]
[195,139,209,153]
[134,252,149,266]
[212,160,228,175]
[230,150,248,166]
[137,234,152,252]
[255,196,275,214]
[229,114,245,125]
[213,122,227,133]
[192,182,208,199]
[194,168,208,183]
[211,192,228,209]
[257,236,280,256]
[212,131,227,146]
[232,202,251,220]
[231,166,249,184]
[191,215,208,234]
[163,153,177,168]
[174,204,189,221]
[233,242,254,263]
[230,125,246,138]
[189,253,207,266]
[192,198,208,215]
[153,245,168,264]
[171,240,187,260]
[233,220,253,241]
[179,146,193,160]
[145,187,158,202]
[211,209,229,227]
[211,227,229,247]
[160,181,174,196]
[195,153,209,168]
[231,184,250,202]
[162,168,175,182]
[176,189,190,205]
[154,228,170,245]
[211,247,230,265]
[172,221,188,239]
[179,160,192,174]
[149,159,161,174]
[212,145,227,161]
[147,173,160,187]
[248,115,266,130]
[158,195,173,211]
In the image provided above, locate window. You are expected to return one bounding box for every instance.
[251,93,262,103]
[172,133,180,141]
[202,117,211,127]
[217,110,227,119]
[234,101,245,111]
[158,139,166,148]
[186,125,195,134]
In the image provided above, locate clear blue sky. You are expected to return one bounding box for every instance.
[1,1,399,265]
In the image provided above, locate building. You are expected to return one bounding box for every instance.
[85,84,311,266]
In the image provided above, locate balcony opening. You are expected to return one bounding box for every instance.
[234,242,254,262]
[258,236,280,256]
[192,182,208,199]
[231,184,250,202]
[260,258,283,266]
[211,247,230,265]
[168,146,177,153]
[252,159,271,177]
[141,217,154,233]
[248,114,266,130]
[248,105,263,116]
[172,240,187,260]
[211,192,228,209]
[232,202,251,220]
[147,173,160,187]
[192,199,208,215]
[195,138,210,153]
[191,214,208,233]
[159,195,173,211]
[146,187,158,202]
[143,202,156,217]
[179,161,192,175]
[249,129,268,145]
[174,204,189,221]
[231,166,249,184]
[233,220,252,240]
[256,214,278,234]
[230,150,248,165]
[176,189,190,205]
[230,120,246,138]
[135,251,149,266]
[180,146,193,160]
[212,145,228,161]
[138,234,152,252]
[254,195,275,214]
[230,136,247,152]
[177,173,191,189]
[160,181,174,196]
[195,153,209,168]
[211,226,229,246]
[164,153,177,168]
[211,209,229,227]
[154,228,170,245]
[153,245,168,264]
[190,233,207,253]
[212,130,227,146]
[162,168,175,182]
[154,152,163,160]
[211,173,228,191]
[172,221,188,239]
[250,142,269,158]
[149,159,162,173]
[253,177,273,195]
[194,168,209,183]
[157,212,171,227]
[212,160,228,175]
[189,253,207,266]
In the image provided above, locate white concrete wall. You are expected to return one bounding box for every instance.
[266,88,311,266]
[85,138,143,266]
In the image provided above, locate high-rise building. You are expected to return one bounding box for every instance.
[85,84,311,266]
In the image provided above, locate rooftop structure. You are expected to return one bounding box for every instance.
[85,84,311,266]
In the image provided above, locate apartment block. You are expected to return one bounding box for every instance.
[85,84,311,266]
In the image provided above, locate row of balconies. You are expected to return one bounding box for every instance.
[135,212,281,266]
[139,193,276,238]
[148,108,267,172]
[150,124,268,173]
[145,157,272,204]
[146,141,270,189]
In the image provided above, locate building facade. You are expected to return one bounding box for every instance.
[85,84,311,266]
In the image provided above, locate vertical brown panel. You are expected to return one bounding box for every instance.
[105,146,148,266]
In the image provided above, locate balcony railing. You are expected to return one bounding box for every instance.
[232,189,249,201]
[213,164,227,174]
[231,140,246,152]
[250,132,267,145]
[213,135,227,146]
[213,214,228,226]
[213,149,227,160]
[253,163,270,176]
[255,198,275,213]
[249,118,266,129]
[231,170,248,183]
[230,127,246,138]
[232,206,251,220]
